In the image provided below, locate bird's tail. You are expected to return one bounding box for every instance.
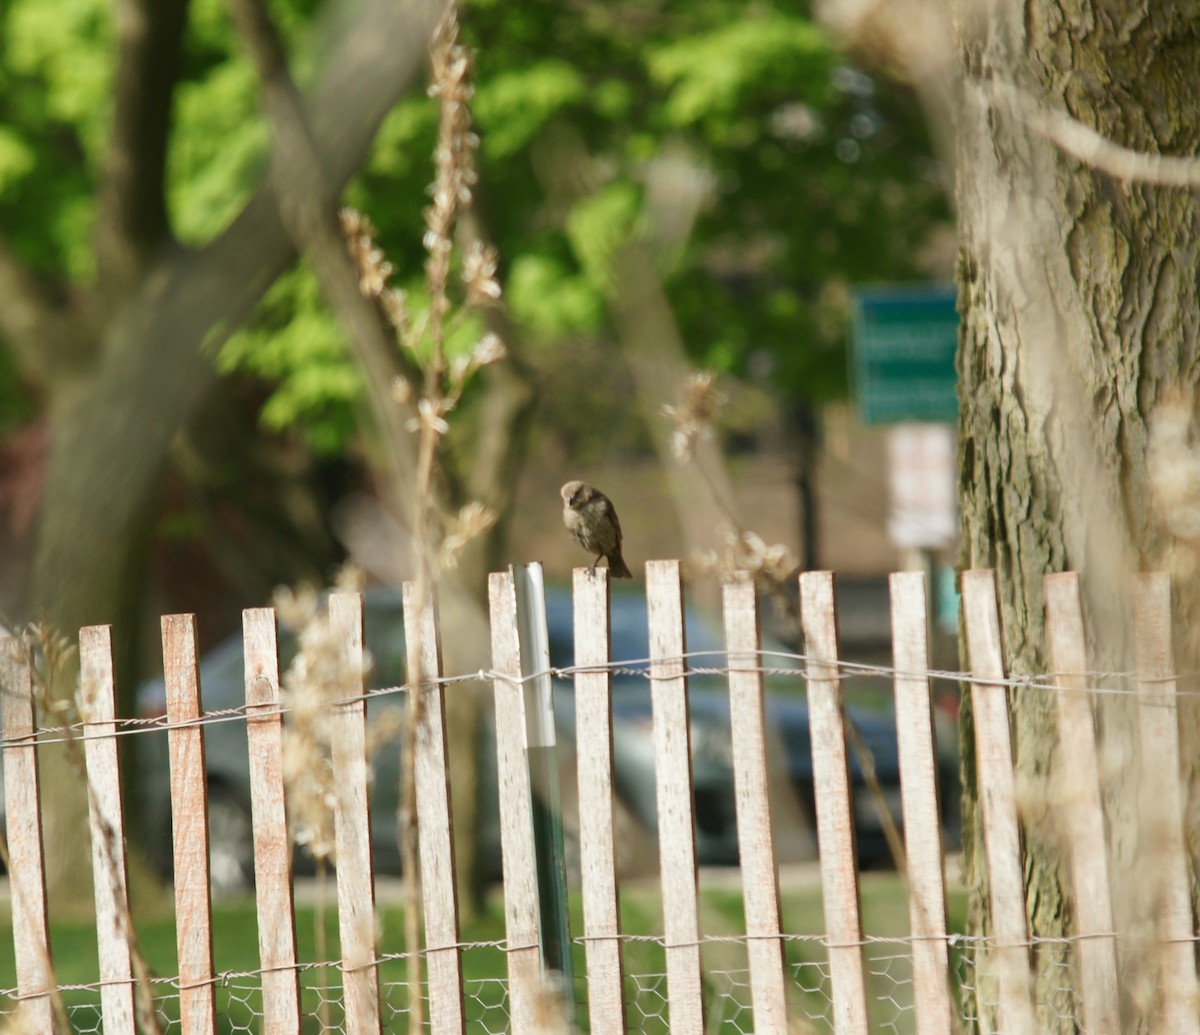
[607,552,634,578]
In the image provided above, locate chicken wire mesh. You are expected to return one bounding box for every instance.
[5,935,1103,1034]
[5,588,1197,1033]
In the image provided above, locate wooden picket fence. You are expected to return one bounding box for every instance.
[2,562,1198,1033]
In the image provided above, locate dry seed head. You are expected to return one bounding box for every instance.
[424,6,480,292]
[686,549,721,578]
[406,397,452,436]
[679,370,725,422]
[382,287,411,337]
[730,529,797,582]
[449,332,507,391]
[462,240,502,305]
[23,622,75,690]
[275,575,373,865]
[334,564,366,595]
[449,353,472,387]
[473,331,506,366]
[0,1004,44,1035]
[390,375,414,405]
[440,501,498,569]
[663,370,727,461]
[365,707,405,757]
[339,207,370,239]
[687,527,797,586]
[528,975,572,1033]
[359,254,394,298]
[273,582,320,629]
[340,208,396,300]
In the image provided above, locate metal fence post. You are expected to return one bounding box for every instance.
[511,563,575,1002]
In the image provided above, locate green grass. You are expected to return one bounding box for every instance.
[0,873,967,1033]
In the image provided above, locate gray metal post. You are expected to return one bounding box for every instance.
[511,563,576,1008]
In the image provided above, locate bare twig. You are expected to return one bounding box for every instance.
[983,79,1200,189]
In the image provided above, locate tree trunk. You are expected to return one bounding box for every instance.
[19,0,445,902]
[954,2,1200,1029]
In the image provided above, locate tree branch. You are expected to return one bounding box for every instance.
[226,0,433,503]
[34,0,446,637]
[984,80,1200,189]
[93,0,190,297]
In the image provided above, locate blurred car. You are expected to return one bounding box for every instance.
[134,585,959,893]
[543,590,961,870]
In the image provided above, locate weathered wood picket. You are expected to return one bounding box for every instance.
[2,565,1199,1033]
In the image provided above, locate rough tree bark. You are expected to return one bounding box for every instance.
[954,2,1200,1029]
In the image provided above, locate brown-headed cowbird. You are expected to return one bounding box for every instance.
[560,480,633,578]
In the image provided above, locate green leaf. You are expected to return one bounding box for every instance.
[648,16,834,129]
[6,0,113,154]
[506,254,604,341]
[219,269,363,452]
[369,98,439,178]
[169,60,268,241]
[564,183,642,293]
[0,128,35,196]
[474,60,587,158]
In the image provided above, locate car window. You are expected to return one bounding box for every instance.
[363,597,406,689]
[544,586,758,673]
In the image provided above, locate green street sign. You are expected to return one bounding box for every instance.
[851,285,959,424]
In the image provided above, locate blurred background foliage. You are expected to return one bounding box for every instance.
[0,0,954,646]
[0,0,952,904]
[0,0,948,455]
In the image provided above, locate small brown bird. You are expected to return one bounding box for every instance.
[560,480,633,578]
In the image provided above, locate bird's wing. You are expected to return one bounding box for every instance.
[605,496,623,547]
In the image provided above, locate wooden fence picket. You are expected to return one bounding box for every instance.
[12,563,1200,1035]
[645,560,706,1035]
[1043,574,1120,1035]
[960,571,1036,1035]
[327,593,382,1035]
[0,637,55,1034]
[1132,573,1200,1035]
[572,567,627,1035]
[79,625,137,1035]
[799,571,868,1035]
[242,608,302,1035]
[721,572,789,1032]
[402,581,466,1035]
[887,572,953,1035]
[488,570,543,1031]
[162,613,217,1035]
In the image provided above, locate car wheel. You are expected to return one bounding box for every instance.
[207,785,255,896]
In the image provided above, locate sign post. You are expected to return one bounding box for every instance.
[511,563,575,1009]
[852,285,960,631]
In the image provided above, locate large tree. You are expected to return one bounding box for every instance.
[0,0,459,897]
[952,1,1200,1029]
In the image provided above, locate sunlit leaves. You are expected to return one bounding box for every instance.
[6,0,113,150]
[0,0,948,453]
[218,269,358,454]
[0,128,35,196]
[473,60,587,158]
[565,182,642,293]
[648,16,835,134]
[169,60,268,241]
[506,254,604,343]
